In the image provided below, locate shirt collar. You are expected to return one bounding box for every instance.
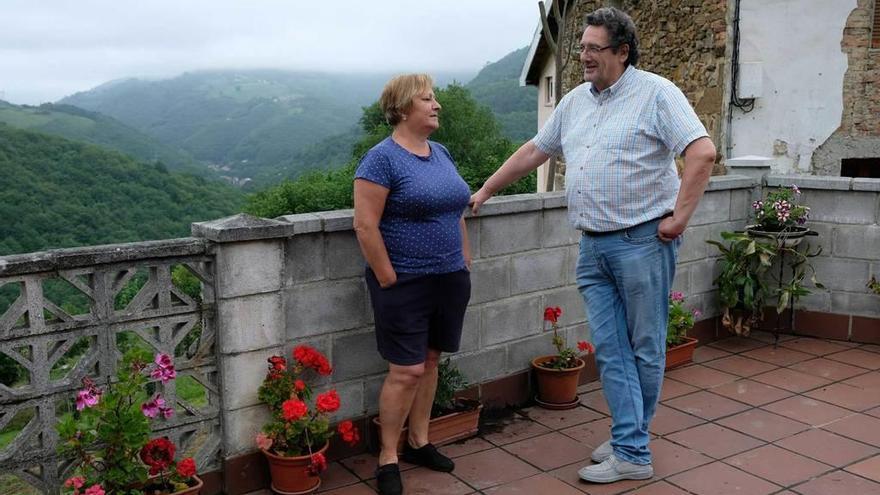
[589,64,636,97]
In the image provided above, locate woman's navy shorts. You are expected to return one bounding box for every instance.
[365,268,471,366]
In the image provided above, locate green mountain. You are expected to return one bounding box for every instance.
[60,70,472,187]
[466,46,537,142]
[0,124,243,256]
[0,100,206,176]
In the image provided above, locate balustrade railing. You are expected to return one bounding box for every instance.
[0,239,221,494]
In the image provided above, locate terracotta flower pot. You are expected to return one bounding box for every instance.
[262,442,328,495]
[373,398,482,451]
[531,356,585,409]
[665,337,698,370]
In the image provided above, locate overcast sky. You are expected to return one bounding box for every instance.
[1,0,541,105]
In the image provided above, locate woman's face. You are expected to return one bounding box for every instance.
[401,88,441,133]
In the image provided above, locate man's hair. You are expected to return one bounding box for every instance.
[379,74,434,126]
[585,7,640,67]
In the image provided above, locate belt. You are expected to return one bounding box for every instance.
[580,212,673,237]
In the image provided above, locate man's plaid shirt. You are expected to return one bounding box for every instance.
[534,65,708,232]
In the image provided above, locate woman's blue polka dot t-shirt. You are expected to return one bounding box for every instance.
[355,137,471,274]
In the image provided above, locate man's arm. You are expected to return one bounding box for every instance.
[657,136,716,241]
[470,141,551,214]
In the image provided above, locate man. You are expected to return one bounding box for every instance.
[470,7,715,484]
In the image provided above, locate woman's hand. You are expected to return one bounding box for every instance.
[377,270,398,289]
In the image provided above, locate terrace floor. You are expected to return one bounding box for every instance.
[263,332,880,494]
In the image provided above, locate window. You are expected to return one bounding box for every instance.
[874,1,880,49]
[545,76,554,105]
[841,158,880,178]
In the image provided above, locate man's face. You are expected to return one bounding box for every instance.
[579,25,628,91]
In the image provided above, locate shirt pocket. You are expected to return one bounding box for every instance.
[601,124,644,152]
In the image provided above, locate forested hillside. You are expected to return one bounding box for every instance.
[0,100,206,176]
[60,70,471,187]
[0,124,243,255]
[466,46,537,142]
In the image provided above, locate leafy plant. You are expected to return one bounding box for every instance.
[868,276,880,295]
[255,345,360,476]
[432,358,469,416]
[667,292,701,348]
[56,351,198,495]
[707,228,823,336]
[539,306,593,370]
[707,231,777,326]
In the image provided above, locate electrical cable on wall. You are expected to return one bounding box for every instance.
[731,0,756,113]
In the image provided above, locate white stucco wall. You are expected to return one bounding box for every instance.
[536,56,556,192]
[729,0,856,174]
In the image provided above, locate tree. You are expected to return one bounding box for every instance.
[539,0,579,191]
[244,84,535,218]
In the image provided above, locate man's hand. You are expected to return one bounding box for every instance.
[657,215,686,242]
[469,190,491,215]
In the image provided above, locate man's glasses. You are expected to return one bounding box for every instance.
[578,44,615,54]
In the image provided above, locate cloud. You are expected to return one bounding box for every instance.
[1,0,539,104]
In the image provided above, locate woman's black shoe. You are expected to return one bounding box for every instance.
[401,442,455,472]
[376,463,402,495]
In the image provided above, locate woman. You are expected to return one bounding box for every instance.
[353,74,472,495]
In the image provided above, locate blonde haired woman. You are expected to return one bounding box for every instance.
[353,74,471,495]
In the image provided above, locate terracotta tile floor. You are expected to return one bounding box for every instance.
[282,335,880,494]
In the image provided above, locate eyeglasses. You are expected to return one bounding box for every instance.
[578,44,615,54]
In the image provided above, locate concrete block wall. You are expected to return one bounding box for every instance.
[765,175,880,325]
[193,173,880,459]
[191,175,760,458]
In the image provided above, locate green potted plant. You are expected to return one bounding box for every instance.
[374,358,482,451]
[56,351,202,495]
[708,184,823,336]
[531,306,594,410]
[666,291,701,369]
[707,231,777,336]
[256,345,360,495]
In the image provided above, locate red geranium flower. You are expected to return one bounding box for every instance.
[176,457,197,478]
[282,398,308,421]
[337,420,360,446]
[543,306,562,324]
[306,452,328,476]
[294,379,306,392]
[577,341,594,353]
[315,389,340,413]
[140,437,175,475]
[293,345,333,375]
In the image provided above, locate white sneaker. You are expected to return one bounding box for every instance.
[591,439,613,463]
[578,454,653,483]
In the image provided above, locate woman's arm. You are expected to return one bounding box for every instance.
[353,179,396,288]
[459,217,471,271]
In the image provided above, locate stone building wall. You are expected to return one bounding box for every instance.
[557,0,728,171]
[813,0,880,175]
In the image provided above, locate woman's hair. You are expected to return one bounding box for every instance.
[379,73,434,126]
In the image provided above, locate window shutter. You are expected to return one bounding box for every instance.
[874,2,880,49]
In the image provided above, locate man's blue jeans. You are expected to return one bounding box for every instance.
[575,217,679,465]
